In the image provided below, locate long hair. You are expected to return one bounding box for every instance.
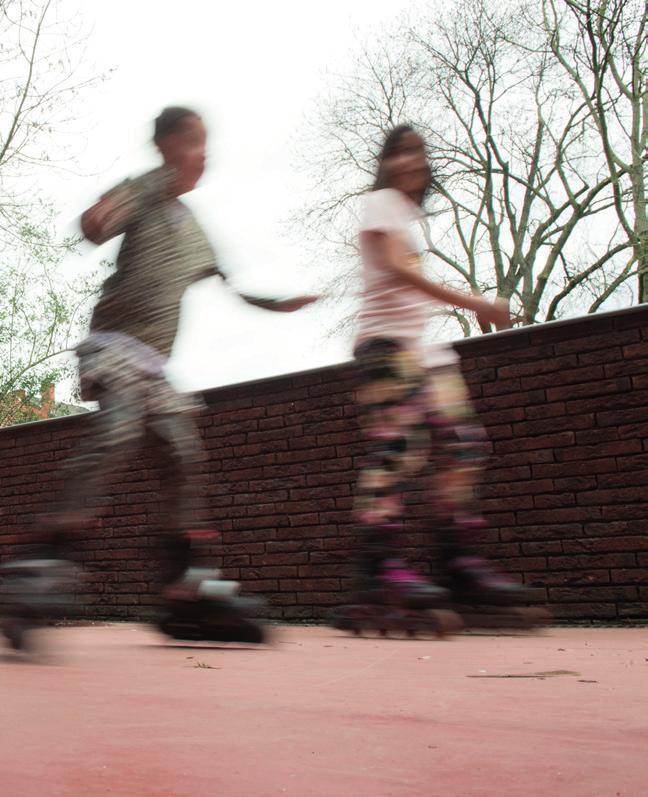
[372,124,433,206]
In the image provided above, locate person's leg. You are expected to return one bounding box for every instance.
[47,359,147,542]
[147,411,207,534]
[145,382,214,590]
[354,339,446,604]
[29,348,147,559]
[1,349,148,648]
[426,365,529,602]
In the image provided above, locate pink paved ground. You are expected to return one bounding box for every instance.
[1,624,646,797]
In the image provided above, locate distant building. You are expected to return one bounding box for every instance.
[2,383,89,427]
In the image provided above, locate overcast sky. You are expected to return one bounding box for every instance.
[53,0,416,392]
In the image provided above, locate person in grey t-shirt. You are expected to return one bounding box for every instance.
[36,106,315,588]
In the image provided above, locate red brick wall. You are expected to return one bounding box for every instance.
[2,305,648,622]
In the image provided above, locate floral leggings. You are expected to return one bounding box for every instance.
[354,338,489,573]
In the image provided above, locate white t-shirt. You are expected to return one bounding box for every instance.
[354,188,458,368]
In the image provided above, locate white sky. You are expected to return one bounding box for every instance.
[53,0,416,392]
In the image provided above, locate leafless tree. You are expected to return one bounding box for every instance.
[541,0,647,302]
[294,0,646,336]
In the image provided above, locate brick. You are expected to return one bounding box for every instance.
[513,414,595,437]
[523,402,567,421]
[483,465,532,482]
[481,377,522,397]
[617,453,648,472]
[553,328,638,355]
[495,555,547,571]
[578,346,623,365]
[275,447,337,464]
[547,377,631,402]
[623,340,648,358]
[533,493,576,509]
[550,603,618,618]
[524,570,610,586]
[483,424,514,440]
[515,507,600,525]
[479,479,556,499]
[240,579,278,592]
[577,486,648,505]
[494,431,575,454]
[494,450,555,467]
[532,459,617,478]
[605,357,648,377]
[596,406,648,428]
[610,569,648,584]
[477,408,524,427]
[240,566,298,579]
[308,550,348,564]
[617,603,648,618]
[265,540,321,554]
[279,578,340,592]
[305,471,356,488]
[223,555,251,567]
[556,439,640,461]
[456,332,534,359]
[249,552,309,567]
[548,553,637,570]
[476,389,547,413]
[521,365,605,391]
[297,564,348,578]
[296,592,340,605]
[228,514,282,533]
[498,355,578,379]
[601,505,648,520]
[597,470,648,489]
[281,606,323,620]
[520,541,564,555]
[548,586,638,601]
[553,476,598,492]
[479,495,535,512]
[563,536,648,553]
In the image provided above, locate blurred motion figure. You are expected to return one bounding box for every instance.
[0,107,315,650]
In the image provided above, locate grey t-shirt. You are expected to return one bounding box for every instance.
[90,167,222,358]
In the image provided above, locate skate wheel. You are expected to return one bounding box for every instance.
[433,610,464,638]
[4,621,27,652]
[236,622,266,644]
[524,607,552,628]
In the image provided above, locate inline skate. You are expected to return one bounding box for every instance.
[155,531,268,644]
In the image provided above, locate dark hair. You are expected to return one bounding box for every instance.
[372,124,433,205]
[153,106,200,144]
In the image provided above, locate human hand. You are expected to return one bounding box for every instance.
[477,297,511,331]
[269,295,320,312]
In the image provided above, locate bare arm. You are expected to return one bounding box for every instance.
[213,263,319,312]
[81,185,135,245]
[238,294,319,312]
[81,169,170,245]
[364,230,510,329]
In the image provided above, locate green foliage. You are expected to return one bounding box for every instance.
[0,0,108,426]
[0,222,99,426]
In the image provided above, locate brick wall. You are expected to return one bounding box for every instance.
[2,305,648,622]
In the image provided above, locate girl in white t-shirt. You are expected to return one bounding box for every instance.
[352,124,529,608]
